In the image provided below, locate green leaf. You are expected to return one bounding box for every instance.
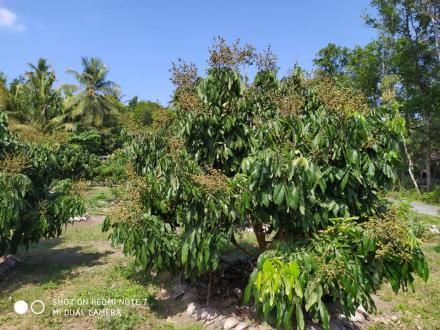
[274,184,286,205]
[283,305,294,330]
[181,242,189,264]
[341,171,349,190]
[295,301,305,330]
[305,291,317,311]
[319,302,330,330]
[286,186,299,209]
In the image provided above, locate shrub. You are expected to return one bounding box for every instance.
[0,112,85,255]
[407,220,429,239]
[93,149,129,184]
[119,100,171,137]
[67,129,102,154]
[422,186,440,205]
[55,143,100,180]
[244,211,428,329]
[398,187,440,205]
[67,127,124,155]
[133,101,159,126]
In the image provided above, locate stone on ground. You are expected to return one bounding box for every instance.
[223,316,240,329]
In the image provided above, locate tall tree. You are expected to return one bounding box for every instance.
[366,0,440,190]
[315,1,440,190]
[314,40,387,105]
[61,57,121,129]
[0,76,30,123]
[25,58,62,131]
[0,73,8,112]
[314,43,351,78]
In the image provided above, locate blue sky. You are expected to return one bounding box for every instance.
[0,1,377,105]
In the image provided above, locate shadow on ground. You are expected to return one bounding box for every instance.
[0,239,113,294]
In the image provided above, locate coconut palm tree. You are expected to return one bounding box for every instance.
[0,75,31,123]
[61,57,121,129]
[0,73,8,112]
[25,58,62,131]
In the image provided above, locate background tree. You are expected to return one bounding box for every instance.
[0,112,85,256]
[58,57,121,130]
[0,72,9,112]
[25,58,63,131]
[0,76,30,123]
[314,0,440,190]
[0,59,63,133]
[368,0,440,190]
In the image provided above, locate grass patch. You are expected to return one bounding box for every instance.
[222,229,260,257]
[83,185,119,215]
[371,231,440,329]
[408,211,440,226]
[61,223,109,242]
[388,188,440,206]
[0,217,198,330]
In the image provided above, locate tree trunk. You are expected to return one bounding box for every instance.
[425,118,432,191]
[402,133,421,194]
[426,147,432,191]
[251,222,267,250]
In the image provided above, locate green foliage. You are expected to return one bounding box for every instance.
[314,43,350,78]
[104,213,179,273]
[397,187,440,205]
[132,101,161,126]
[53,57,122,131]
[104,40,428,329]
[105,131,234,277]
[0,112,18,155]
[67,129,102,154]
[244,214,428,329]
[178,68,253,174]
[93,149,129,184]
[316,0,440,189]
[407,220,429,239]
[0,58,64,132]
[0,113,85,256]
[314,41,383,104]
[235,104,403,237]
[25,58,64,131]
[56,143,100,180]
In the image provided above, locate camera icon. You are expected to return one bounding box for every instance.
[14,300,45,315]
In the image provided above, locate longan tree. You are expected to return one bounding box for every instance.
[105,39,428,329]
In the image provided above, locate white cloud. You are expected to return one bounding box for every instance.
[0,6,25,32]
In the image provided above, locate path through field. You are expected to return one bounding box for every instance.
[388,197,440,217]
[409,201,440,217]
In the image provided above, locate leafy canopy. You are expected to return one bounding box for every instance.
[104,39,428,329]
[0,112,86,255]
[56,57,121,130]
